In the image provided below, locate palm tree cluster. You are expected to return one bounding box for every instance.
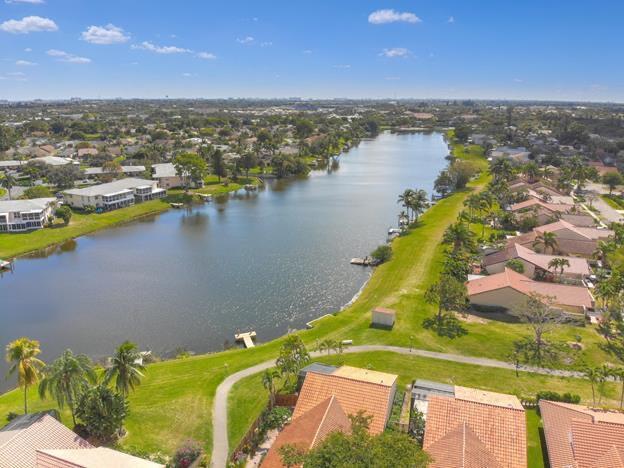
[5,337,145,427]
[584,365,624,408]
[397,188,429,224]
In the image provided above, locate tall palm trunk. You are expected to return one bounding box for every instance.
[24,386,28,414]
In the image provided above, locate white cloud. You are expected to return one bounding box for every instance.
[182,72,194,77]
[0,16,58,34]
[47,49,91,64]
[385,76,401,81]
[368,9,421,24]
[513,78,524,83]
[333,64,351,69]
[302,49,313,54]
[16,59,36,66]
[6,71,25,77]
[236,36,254,44]
[24,47,32,52]
[81,24,129,44]
[448,16,455,23]
[197,51,216,59]
[5,0,45,4]
[380,47,411,58]
[132,41,190,54]
[260,41,272,47]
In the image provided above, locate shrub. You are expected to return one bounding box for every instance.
[55,205,72,225]
[172,439,202,468]
[535,391,580,404]
[23,185,53,199]
[371,245,392,264]
[6,412,18,422]
[262,407,291,431]
[75,385,128,442]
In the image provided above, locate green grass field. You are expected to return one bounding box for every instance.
[602,194,624,210]
[0,137,617,460]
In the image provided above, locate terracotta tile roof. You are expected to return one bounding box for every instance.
[0,413,91,468]
[424,394,527,468]
[484,244,590,276]
[454,386,524,410]
[425,422,502,468]
[262,396,350,468]
[466,268,594,309]
[331,365,396,386]
[293,367,397,435]
[510,198,574,213]
[540,400,624,468]
[534,220,613,240]
[36,447,164,467]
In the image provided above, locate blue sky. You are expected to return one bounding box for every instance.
[0,0,623,101]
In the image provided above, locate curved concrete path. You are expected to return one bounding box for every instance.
[211,345,582,467]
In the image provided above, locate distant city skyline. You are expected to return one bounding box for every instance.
[1,0,623,102]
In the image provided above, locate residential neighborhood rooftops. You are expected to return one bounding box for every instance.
[424,392,527,468]
[509,198,574,213]
[64,177,157,197]
[293,366,397,434]
[37,447,164,468]
[84,165,145,176]
[484,243,590,276]
[534,219,613,240]
[332,365,397,386]
[454,385,524,410]
[34,156,74,166]
[466,268,594,310]
[0,198,57,214]
[152,162,177,178]
[0,413,91,468]
[539,400,624,468]
[262,396,351,468]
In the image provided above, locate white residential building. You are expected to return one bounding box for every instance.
[63,178,166,211]
[0,198,57,232]
[151,163,184,189]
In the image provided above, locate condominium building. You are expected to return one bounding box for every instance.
[63,178,166,211]
[0,198,57,233]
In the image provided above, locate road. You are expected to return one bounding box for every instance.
[210,345,582,467]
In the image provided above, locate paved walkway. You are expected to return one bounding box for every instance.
[211,345,582,467]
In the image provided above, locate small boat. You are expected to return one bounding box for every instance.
[388,228,401,235]
[0,259,12,270]
[196,193,212,201]
[170,202,183,208]
[244,184,257,191]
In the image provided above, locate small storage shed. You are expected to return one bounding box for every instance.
[371,307,396,328]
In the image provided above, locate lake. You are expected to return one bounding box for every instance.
[0,131,448,389]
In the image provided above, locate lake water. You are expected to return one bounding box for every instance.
[0,132,448,389]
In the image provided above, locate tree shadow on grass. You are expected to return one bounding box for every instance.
[422,314,468,339]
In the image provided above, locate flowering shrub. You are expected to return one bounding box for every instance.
[172,439,202,468]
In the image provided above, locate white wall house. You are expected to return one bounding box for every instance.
[151,162,204,189]
[0,198,57,233]
[63,178,166,211]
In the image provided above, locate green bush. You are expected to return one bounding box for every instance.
[262,406,292,431]
[535,391,580,404]
[371,245,392,264]
[23,185,53,199]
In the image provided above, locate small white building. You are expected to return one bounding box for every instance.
[63,178,166,211]
[151,163,184,189]
[371,307,396,328]
[0,198,57,232]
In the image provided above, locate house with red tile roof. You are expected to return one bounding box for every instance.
[292,366,397,435]
[540,400,624,468]
[483,243,590,281]
[507,219,613,257]
[466,267,594,314]
[0,412,162,468]
[509,197,593,226]
[262,396,351,468]
[423,387,527,468]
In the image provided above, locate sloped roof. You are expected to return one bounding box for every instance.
[37,447,164,468]
[466,268,593,309]
[293,367,397,434]
[0,413,91,468]
[510,198,574,213]
[262,396,350,468]
[540,400,624,468]
[484,243,590,275]
[424,393,527,468]
[535,220,613,240]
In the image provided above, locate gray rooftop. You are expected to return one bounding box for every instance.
[412,379,455,394]
[152,162,177,178]
[64,178,155,197]
[0,198,56,214]
[84,165,145,176]
[298,363,338,376]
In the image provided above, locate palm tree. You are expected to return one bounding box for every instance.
[38,349,96,425]
[547,257,570,282]
[443,221,476,252]
[523,162,540,183]
[478,192,495,239]
[318,339,337,355]
[612,367,624,409]
[463,194,481,226]
[409,189,429,223]
[397,189,415,222]
[533,231,558,254]
[103,341,145,397]
[584,367,601,406]
[490,158,514,182]
[594,240,616,266]
[262,368,280,406]
[6,337,45,414]
[1,174,15,200]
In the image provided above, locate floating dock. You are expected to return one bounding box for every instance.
[350,256,374,266]
[196,193,213,201]
[0,259,12,270]
[235,331,257,348]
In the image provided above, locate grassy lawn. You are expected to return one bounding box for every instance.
[0,188,5,197]
[602,194,624,210]
[227,351,611,464]
[526,408,547,468]
[196,175,260,195]
[0,136,616,460]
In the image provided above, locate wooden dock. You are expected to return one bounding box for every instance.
[235,331,256,348]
